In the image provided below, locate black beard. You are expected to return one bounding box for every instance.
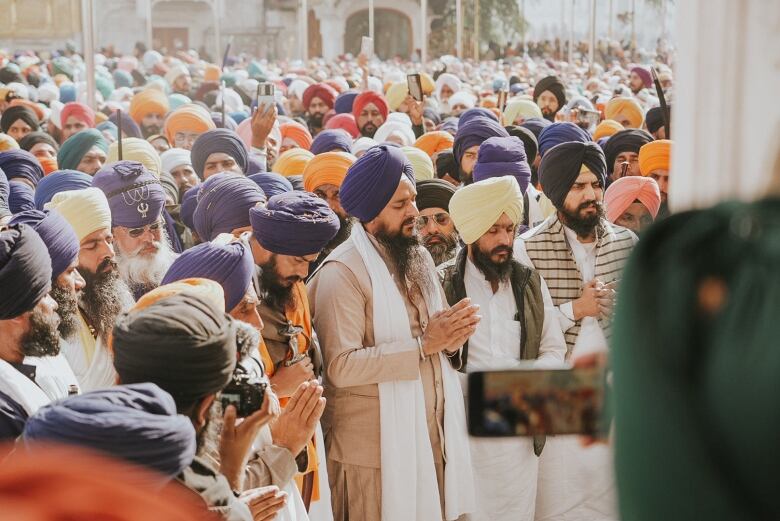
[423,231,459,266]
[80,258,133,338]
[307,113,324,129]
[560,201,605,238]
[360,123,378,138]
[50,283,80,341]
[21,305,61,358]
[541,110,556,122]
[259,256,299,312]
[472,244,514,284]
[374,222,433,296]
[142,124,161,138]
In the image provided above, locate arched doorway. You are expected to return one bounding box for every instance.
[344,9,412,60]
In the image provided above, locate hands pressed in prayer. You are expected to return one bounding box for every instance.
[422,297,481,356]
[240,486,288,521]
[270,380,326,457]
[270,355,315,399]
[251,102,277,149]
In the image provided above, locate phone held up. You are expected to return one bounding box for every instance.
[256,82,275,111]
[407,73,423,102]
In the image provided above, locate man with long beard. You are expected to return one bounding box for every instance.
[46,187,135,391]
[93,160,176,300]
[302,83,338,137]
[416,179,459,266]
[351,91,389,139]
[307,145,479,520]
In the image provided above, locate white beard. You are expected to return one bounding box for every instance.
[116,229,178,291]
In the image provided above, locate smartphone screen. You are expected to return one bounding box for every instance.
[467,367,607,437]
[256,82,275,110]
[407,73,423,102]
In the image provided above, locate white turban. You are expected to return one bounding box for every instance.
[373,121,415,147]
[165,64,190,87]
[161,148,192,174]
[288,79,309,101]
[447,91,476,111]
[435,73,462,100]
[449,177,523,244]
[351,137,377,157]
[45,187,112,242]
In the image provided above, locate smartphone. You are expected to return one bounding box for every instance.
[256,82,275,111]
[407,73,423,102]
[361,36,374,59]
[467,367,607,437]
[497,90,508,113]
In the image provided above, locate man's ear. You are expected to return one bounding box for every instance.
[196,394,217,429]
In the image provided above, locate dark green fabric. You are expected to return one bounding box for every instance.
[611,198,780,520]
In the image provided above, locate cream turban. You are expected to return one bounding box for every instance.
[401,146,434,181]
[449,176,523,244]
[503,99,542,125]
[45,187,112,242]
[385,82,409,111]
[108,138,163,178]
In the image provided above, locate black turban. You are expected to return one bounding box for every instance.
[0,223,52,319]
[645,105,671,134]
[0,106,39,134]
[533,75,567,111]
[506,125,539,166]
[18,131,59,154]
[539,141,607,209]
[603,129,654,175]
[435,149,459,182]
[416,179,456,212]
[112,292,237,405]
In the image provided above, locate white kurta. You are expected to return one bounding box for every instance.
[461,259,566,521]
[24,350,80,400]
[61,315,117,392]
[0,359,51,416]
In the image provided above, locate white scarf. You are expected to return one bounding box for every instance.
[351,225,475,521]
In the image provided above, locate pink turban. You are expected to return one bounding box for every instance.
[604,176,661,223]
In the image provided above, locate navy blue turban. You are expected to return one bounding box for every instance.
[335,90,359,114]
[108,110,143,139]
[310,129,352,155]
[179,185,199,231]
[162,241,254,312]
[459,107,499,126]
[538,121,591,158]
[453,117,509,166]
[0,149,44,188]
[520,117,552,139]
[539,141,607,209]
[190,128,249,179]
[9,181,35,214]
[9,209,79,281]
[246,155,265,175]
[250,191,339,256]
[0,224,52,319]
[603,129,654,175]
[93,160,166,228]
[249,172,293,199]
[0,388,27,441]
[193,172,266,241]
[0,167,8,219]
[473,136,532,194]
[57,128,109,171]
[340,144,415,222]
[23,383,196,480]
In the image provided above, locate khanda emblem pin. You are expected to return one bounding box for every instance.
[137,202,150,219]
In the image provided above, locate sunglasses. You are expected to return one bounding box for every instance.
[127,221,162,239]
[416,213,451,228]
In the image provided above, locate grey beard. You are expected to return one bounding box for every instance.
[80,267,135,340]
[115,229,178,294]
[423,232,459,267]
[50,283,80,342]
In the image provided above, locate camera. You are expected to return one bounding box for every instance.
[221,368,267,418]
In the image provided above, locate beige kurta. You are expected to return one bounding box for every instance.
[307,236,449,521]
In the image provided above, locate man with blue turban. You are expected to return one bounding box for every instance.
[191,128,249,180]
[192,173,266,241]
[453,115,509,185]
[537,121,592,159]
[0,149,44,189]
[248,172,293,198]
[307,144,479,520]
[309,129,353,155]
[33,170,93,210]
[56,128,109,175]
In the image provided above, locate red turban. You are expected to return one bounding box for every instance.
[325,113,359,138]
[352,91,389,122]
[60,102,95,128]
[302,83,338,111]
[280,121,313,150]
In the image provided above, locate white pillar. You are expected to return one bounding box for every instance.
[588,0,596,69]
[212,0,221,65]
[299,0,308,61]
[456,0,462,58]
[420,0,427,63]
[81,0,96,110]
[368,0,374,41]
[473,0,480,60]
[568,0,574,64]
[146,0,153,51]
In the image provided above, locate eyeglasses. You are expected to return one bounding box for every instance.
[416,213,451,228]
[127,221,162,238]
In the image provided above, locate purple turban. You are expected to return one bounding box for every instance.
[9,209,80,281]
[0,167,8,218]
[162,241,254,312]
[249,191,339,256]
[603,129,653,175]
[453,117,509,166]
[539,141,607,209]
[108,110,143,139]
[34,170,94,210]
[179,185,198,231]
[310,129,352,155]
[440,117,459,135]
[0,224,52,319]
[193,172,267,241]
[248,172,293,198]
[340,144,415,222]
[0,149,44,188]
[631,66,653,89]
[9,181,35,214]
[92,160,166,228]
[190,128,249,179]
[335,90,359,114]
[538,121,591,158]
[521,117,552,139]
[459,107,500,126]
[473,136,533,194]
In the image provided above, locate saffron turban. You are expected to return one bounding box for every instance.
[60,102,95,128]
[449,176,523,244]
[605,97,645,129]
[0,106,39,134]
[57,128,109,171]
[280,121,313,150]
[272,148,314,176]
[310,129,352,155]
[385,82,409,111]
[340,144,415,222]
[639,139,672,176]
[533,75,567,109]
[93,160,166,228]
[34,170,93,210]
[109,110,143,139]
[10,209,80,280]
[160,147,192,174]
[249,172,293,198]
[503,99,543,125]
[325,113,359,139]
[473,136,532,194]
[603,129,653,175]
[179,186,198,231]
[113,291,237,405]
[249,191,339,256]
[453,117,509,165]
[302,82,337,110]
[401,146,434,181]
[23,383,196,479]
[538,121,592,158]
[134,278,225,314]
[505,125,539,166]
[303,151,356,192]
[193,172,266,241]
[604,175,661,224]
[204,64,221,83]
[539,141,607,209]
[352,91,389,122]
[163,104,216,145]
[521,117,552,139]
[190,129,249,179]
[107,137,163,178]
[593,120,625,141]
[45,187,111,241]
[416,178,456,212]
[335,90,358,114]
[0,149,44,187]
[0,224,52,319]
[645,105,671,134]
[373,121,415,147]
[414,131,454,158]
[129,89,170,125]
[162,241,254,312]
[630,66,652,88]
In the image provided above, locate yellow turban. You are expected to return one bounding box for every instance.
[303,151,356,192]
[402,146,434,181]
[164,104,216,144]
[204,64,221,83]
[593,119,625,141]
[0,133,19,152]
[45,187,112,242]
[503,99,543,125]
[108,137,162,178]
[414,131,454,158]
[420,73,435,96]
[639,139,672,176]
[449,176,523,244]
[604,97,644,129]
[385,82,409,111]
[272,148,315,176]
[133,278,225,313]
[129,88,170,125]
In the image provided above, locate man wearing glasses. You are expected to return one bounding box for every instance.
[415,179,459,267]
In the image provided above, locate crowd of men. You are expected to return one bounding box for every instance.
[0,41,674,521]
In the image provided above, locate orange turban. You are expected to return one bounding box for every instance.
[303,151,356,192]
[163,104,216,144]
[129,88,170,124]
[604,175,661,223]
[414,131,454,158]
[133,278,225,313]
[604,97,644,129]
[272,148,315,176]
[203,64,221,83]
[280,121,313,150]
[593,119,625,141]
[639,139,672,176]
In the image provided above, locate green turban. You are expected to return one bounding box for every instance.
[57,128,109,171]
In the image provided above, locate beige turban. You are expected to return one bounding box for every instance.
[448,176,523,244]
[45,187,112,242]
[401,146,434,181]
